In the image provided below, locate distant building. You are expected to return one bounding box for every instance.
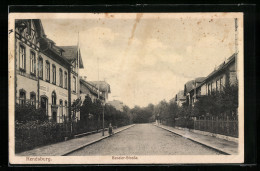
[88,81,111,103]
[184,77,206,106]
[80,78,105,103]
[107,100,124,112]
[174,90,186,107]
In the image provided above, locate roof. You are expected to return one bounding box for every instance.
[80,79,105,100]
[184,77,206,94]
[176,90,186,101]
[190,53,236,93]
[88,81,111,93]
[59,46,84,68]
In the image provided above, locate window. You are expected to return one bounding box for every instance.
[52,91,56,105]
[220,77,223,91]
[64,100,67,118]
[64,72,68,89]
[59,69,63,87]
[30,92,36,106]
[73,76,76,92]
[40,96,48,115]
[30,51,36,74]
[52,65,56,84]
[19,45,26,70]
[46,61,50,81]
[19,90,26,105]
[39,57,43,79]
[208,84,211,95]
[60,100,63,117]
[216,80,219,92]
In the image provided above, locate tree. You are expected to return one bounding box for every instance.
[80,95,93,121]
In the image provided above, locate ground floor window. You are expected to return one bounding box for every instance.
[19,90,26,105]
[30,92,36,107]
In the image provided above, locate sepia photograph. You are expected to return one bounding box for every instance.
[8,12,244,164]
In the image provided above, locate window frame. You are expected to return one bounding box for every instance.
[45,61,50,82]
[52,91,57,105]
[59,68,63,87]
[19,89,26,105]
[52,64,56,84]
[30,92,36,107]
[73,76,76,93]
[64,71,68,89]
[39,57,43,79]
[30,50,36,75]
[19,45,26,71]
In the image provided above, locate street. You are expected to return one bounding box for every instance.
[68,124,221,155]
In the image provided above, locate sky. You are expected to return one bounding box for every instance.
[41,13,238,108]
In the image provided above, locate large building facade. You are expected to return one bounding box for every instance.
[15,19,84,123]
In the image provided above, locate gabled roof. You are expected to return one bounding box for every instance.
[88,81,111,93]
[80,79,105,100]
[59,46,84,68]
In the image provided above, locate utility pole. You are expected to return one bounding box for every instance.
[234,18,238,81]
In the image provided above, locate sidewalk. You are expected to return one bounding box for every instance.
[154,124,238,155]
[17,124,135,156]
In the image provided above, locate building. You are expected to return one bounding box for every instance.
[88,81,111,103]
[174,90,186,107]
[188,53,237,106]
[184,77,206,106]
[15,19,84,123]
[80,78,105,103]
[107,100,124,112]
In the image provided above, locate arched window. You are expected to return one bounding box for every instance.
[19,89,26,105]
[30,92,36,106]
[52,91,56,105]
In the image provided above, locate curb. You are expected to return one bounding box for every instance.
[154,124,231,155]
[61,124,135,156]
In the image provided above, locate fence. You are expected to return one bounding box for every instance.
[194,117,238,138]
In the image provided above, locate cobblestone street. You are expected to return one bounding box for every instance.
[68,124,221,155]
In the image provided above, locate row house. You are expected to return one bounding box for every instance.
[187,53,237,106]
[15,19,84,123]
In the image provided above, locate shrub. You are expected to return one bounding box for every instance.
[15,104,48,123]
[15,121,69,153]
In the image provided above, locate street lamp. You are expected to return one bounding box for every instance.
[102,80,108,136]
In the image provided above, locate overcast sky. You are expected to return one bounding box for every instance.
[41,13,237,108]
